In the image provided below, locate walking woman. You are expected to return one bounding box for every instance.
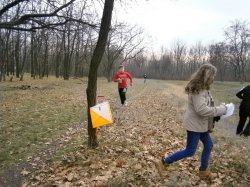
[160,63,228,178]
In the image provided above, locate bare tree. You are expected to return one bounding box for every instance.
[224,20,250,82]
[102,24,145,82]
[159,49,174,79]
[209,42,228,81]
[0,0,95,80]
[86,0,114,148]
[19,30,27,81]
[0,30,11,81]
[187,42,207,76]
[0,0,97,31]
[171,40,187,79]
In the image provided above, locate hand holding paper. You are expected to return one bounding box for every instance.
[221,103,235,119]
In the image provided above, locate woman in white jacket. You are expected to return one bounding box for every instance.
[160,63,227,178]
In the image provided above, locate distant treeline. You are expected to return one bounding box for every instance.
[125,20,250,82]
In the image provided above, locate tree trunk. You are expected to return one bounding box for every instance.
[55,34,62,78]
[30,32,35,78]
[86,0,114,148]
[15,31,20,78]
[19,31,27,81]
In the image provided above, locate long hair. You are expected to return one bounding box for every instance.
[185,63,217,94]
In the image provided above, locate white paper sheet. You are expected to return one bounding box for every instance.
[221,103,235,119]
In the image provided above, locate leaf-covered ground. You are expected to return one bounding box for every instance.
[0,77,249,186]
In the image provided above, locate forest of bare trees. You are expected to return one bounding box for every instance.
[0,0,144,83]
[126,20,250,82]
[0,1,250,83]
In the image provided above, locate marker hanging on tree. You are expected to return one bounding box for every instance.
[90,101,113,128]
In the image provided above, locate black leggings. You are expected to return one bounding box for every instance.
[236,104,250,136]
[118,88,127,104]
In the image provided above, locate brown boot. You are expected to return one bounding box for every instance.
[154,158,170,177]
[198,170,217,179]
[155,161,169,176]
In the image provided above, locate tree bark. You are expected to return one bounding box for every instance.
[86,0,114,148]
[15,30,20,78]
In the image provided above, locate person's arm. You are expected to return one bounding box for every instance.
[192,91,227,117]
[113,72,119,82]
[126,72,133,84]
[236,88,245,99]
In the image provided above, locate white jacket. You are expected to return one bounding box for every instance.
[184,90,227,132]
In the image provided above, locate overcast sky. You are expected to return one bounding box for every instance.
[115,0,250,54]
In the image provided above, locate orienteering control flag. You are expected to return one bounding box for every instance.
[90,101,113,128]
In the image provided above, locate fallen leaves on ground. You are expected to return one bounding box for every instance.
[1,79,250,186]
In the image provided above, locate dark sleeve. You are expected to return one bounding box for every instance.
[236,88,245,99]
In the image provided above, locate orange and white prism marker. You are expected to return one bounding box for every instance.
[90,101,113,128]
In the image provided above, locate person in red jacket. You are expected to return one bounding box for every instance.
[113,65,133,106]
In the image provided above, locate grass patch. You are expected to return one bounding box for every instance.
[0,76,87,168]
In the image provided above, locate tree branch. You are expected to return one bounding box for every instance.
[0,0,28,17]
[0,0,97,31]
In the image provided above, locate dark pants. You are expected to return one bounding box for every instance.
[118,88,127,105]
[236,104,250,136]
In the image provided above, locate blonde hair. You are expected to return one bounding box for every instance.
[185,63,217,94]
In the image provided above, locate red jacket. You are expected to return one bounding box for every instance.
[113,71,133,88]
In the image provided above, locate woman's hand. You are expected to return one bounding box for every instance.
[213,116,221,123]
[220,103,228,115]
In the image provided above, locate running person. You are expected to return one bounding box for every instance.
[113,65,133,106]
[236,85,250,136]
[144,73,147,83]
[158,63,228,178]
